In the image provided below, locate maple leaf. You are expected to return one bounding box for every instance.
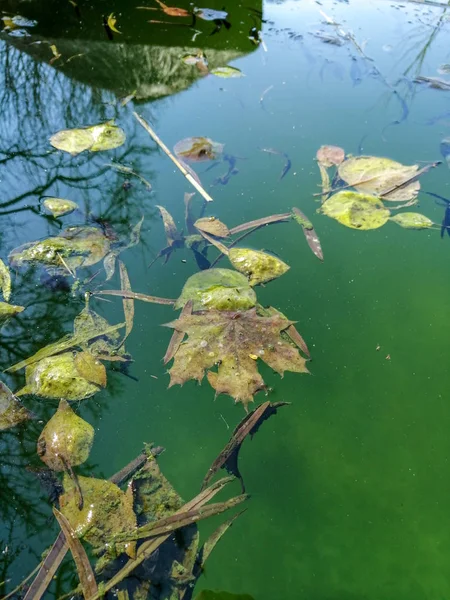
[164,308,308,407]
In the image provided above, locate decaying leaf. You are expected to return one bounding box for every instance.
[174,137,224,163]
[0,301,24,324]
[291,207,323,261]
[390,212,434,230]
[0,380,31,430]
[119,260,134,346]
[174,269,257,311]
[53,508,99,599]
[59,473,137,561]
[338,156,420,202]
[50,121,126,156]
[153,0,190,17]
[107,13,121,33]
[316,145,345,167]
[37,399,94,471]
[164,300,192,365]
[194,217,230,238]
[17,351,105,401]
[0,258,11,301]
[210,67,244,78]
[74,351,107,387]
[49,44,61,64]
[42,198,78,218]
[194,7,228,20]
[228,248,289,286]
[202,401,289,491]
[321,191,391,230]
[156,205,181,247]
[9,226,111,272]
[164,307,308,406]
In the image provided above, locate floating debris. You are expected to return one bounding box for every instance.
[228,248,290,286]
[42,197,78,217]
[0,380,31,431]
[173,136,224,162]
[389,213,434,230]
[49,121,126,156]
[210,66,244,78]
[321,190,390,230]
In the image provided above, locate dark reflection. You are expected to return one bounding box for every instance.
[0,0,262,595]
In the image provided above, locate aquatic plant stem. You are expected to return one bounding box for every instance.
[133,112,214,202]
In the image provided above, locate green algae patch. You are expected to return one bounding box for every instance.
[228,248,290,286]
[321,191,390,230]
[17,351,103,400]
[390,212,434,229]
[37,399,94,470]
[175,268,257,311]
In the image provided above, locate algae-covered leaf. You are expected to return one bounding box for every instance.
[194,592,254,600]
[291,207,323,261]
[316,145,345,167]
[0,302,24,324]
[156,205,180,247]
[42,198,78,218]
[17,352,103,401]
[37,399,94,470]
[202,401,289,491]
[50,121,125,156]
[338,156,420,202]
[228,248,289,286]
[175,269,257,311]
[9,226,110,271]
[74,351,107,387]
[53,508,98,598]
[164,308,308,406]
[59,474,137,559]
[390,212,434,230]
[0,380,31,430]
[194,217,229,238]
[210,67,244,78]
[321,191,390,230]
[174,137,224,163]
[0,259,11,301]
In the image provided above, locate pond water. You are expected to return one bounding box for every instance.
[2,0,450,598]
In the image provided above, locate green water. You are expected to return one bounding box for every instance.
[2,0,450,598]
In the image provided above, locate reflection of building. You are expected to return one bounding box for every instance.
[1,0,262,99]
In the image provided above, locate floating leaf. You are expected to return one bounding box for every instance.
[0,302,24,324]
[194,8,228,20]
[164,307,308,406]
[338,156,420,202]
[0,259,11,301]
[74,351,107,387]
[17,351,104,400]
[174,137,224,163]
[321,191,390,230]
[49,44,61,64]
[37,399,94,471]
[103,251,118,280]
[50,121,126,156]
[194,217,230,238]
[228,248,289,286]
[119,260,134,346]
[390,212,434,230]
[107,13,121,33]
[202,400,289,491]
[153,0,190,17]
[42,198,78,217]
[174,269,257,311]
[0,380,31,430]
[9,226,110,272]
[291,207,323,261]
[316,145,345,167]
[156,205,181,247]
[128,216,144,248]
[210,67,244,78]
[59,474,137,560]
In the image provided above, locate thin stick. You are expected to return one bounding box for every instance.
[133,112,214,202]
[95,289,176,305]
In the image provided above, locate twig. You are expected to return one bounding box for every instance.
[94,289,176,305]
[133,112,214,202]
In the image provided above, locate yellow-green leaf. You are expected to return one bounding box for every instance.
[321,190,390,230]
[228,248,289,286]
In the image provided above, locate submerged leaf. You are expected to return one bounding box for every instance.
[50,121,126,156]
[175,269,257,311]
[321,191,390,230]
[390,212,434,229]
[156,205,181,247]
[228,248,289,286]
[210,67,243,78]
[74,351,107,387]
[119,260,134,346]
[59,474,137,559]
[194,217,230,238]
[316,145,345,167]
[0,259,11,301]
[17,351,104,400]
[42,198,78,218]
[0,380,31,430]
[291,207,323,261]
[194,8,228,20]
[37,399,94,470]
[164,308,308,406]
[107,13,121,33]
[174,137,224,163]
[338,156,420,202]
[0,302,24,323]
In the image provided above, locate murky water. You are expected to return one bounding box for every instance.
[2,0,450,598]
